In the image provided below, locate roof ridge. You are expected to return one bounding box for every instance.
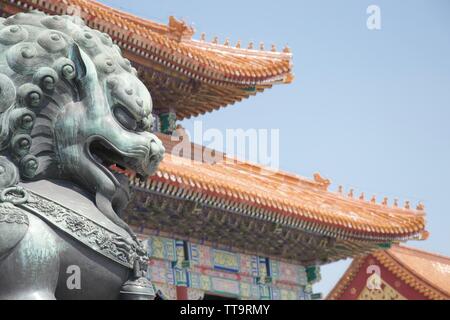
[156,134,427,218]
[375,248,450,298]
[326,256,367,300]
[390,244,450,265]
[86,0,170,33]
[188,39,293,60]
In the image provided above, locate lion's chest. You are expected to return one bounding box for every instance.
[55,233,130,300]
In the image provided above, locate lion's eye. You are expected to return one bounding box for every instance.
[113,104,137,131]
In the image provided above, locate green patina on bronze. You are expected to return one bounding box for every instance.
[0,11,166,230]
[0,11,166,300]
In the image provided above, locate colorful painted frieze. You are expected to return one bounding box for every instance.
[187,288,205,300]
[270,260,308,286]
[147,259,175,285]
[212,249,240,273]
[271,287,301,300]
[210,277,241,297]
[146,236,177,261]
[239,282,261,299]
[239,253,260,277]
[143,235,313,300]
[188,243,213,268]
[153,283,177,300]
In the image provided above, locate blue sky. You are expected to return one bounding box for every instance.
[100,0,450,296]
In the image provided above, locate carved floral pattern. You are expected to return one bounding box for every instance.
[0,202,29,225]
[20,191,147,269]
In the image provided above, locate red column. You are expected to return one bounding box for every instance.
[176,286,188,300]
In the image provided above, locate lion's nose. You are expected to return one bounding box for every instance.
[149,136,165,159]
[145,136,165,174]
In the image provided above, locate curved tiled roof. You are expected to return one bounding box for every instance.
[115,135,427,243]
[0,0,294,119]
[375,246,450,299]
[327,245,450,300]
[67,0,293,86]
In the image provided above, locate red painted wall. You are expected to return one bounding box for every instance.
[338,256,428,300]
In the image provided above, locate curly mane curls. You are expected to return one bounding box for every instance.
[0,11,140,188]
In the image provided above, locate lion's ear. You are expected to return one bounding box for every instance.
[69,44,87,80]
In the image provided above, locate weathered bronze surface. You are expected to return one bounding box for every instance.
[0,11,165,300]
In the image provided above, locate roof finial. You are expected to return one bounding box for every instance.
[271,44,277,52]
[212,36,218,44]
[313,173,331,188]
[338,185,343,194]
[259,42,265,50]
[248,41,254,49]
[359,192,365,201]
[168,16,195,41]
[393,198,399,208]
[236,40,241,48]
[224,38,230,46]
[200,32,206,41]
[370,195,377,203]
[382,197,388,206]
[283,44,291,53]
[416,202,425,211]
[404,200,411,209]
[348,189,354,198]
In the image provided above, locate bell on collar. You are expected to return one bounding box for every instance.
[120,276,156,300]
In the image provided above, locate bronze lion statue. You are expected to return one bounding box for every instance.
[0,11,165,299]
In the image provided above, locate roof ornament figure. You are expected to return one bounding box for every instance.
[416,202,425,211]
[168,15,195,41]
[313,172,331,189]
[404,201,411,209]
[348,189,354,198]
[394,198,399,207]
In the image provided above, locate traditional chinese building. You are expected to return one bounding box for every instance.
[0,0,429,300]
[327,245,450,300]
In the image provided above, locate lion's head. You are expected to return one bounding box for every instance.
[0,11,165,224]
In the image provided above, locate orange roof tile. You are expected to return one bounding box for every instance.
[327,245,450,300]
[1,0,292,85]
[114,134,427,243]
[0,0,293,118]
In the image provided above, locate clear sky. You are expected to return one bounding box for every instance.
[100,0,450,296]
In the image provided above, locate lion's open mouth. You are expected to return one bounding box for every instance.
[87,137,148,184]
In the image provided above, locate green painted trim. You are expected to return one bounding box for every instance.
[242,87,256,92]
[377,242,392,249]
[159,112,177,134]
[311,293,323,300]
